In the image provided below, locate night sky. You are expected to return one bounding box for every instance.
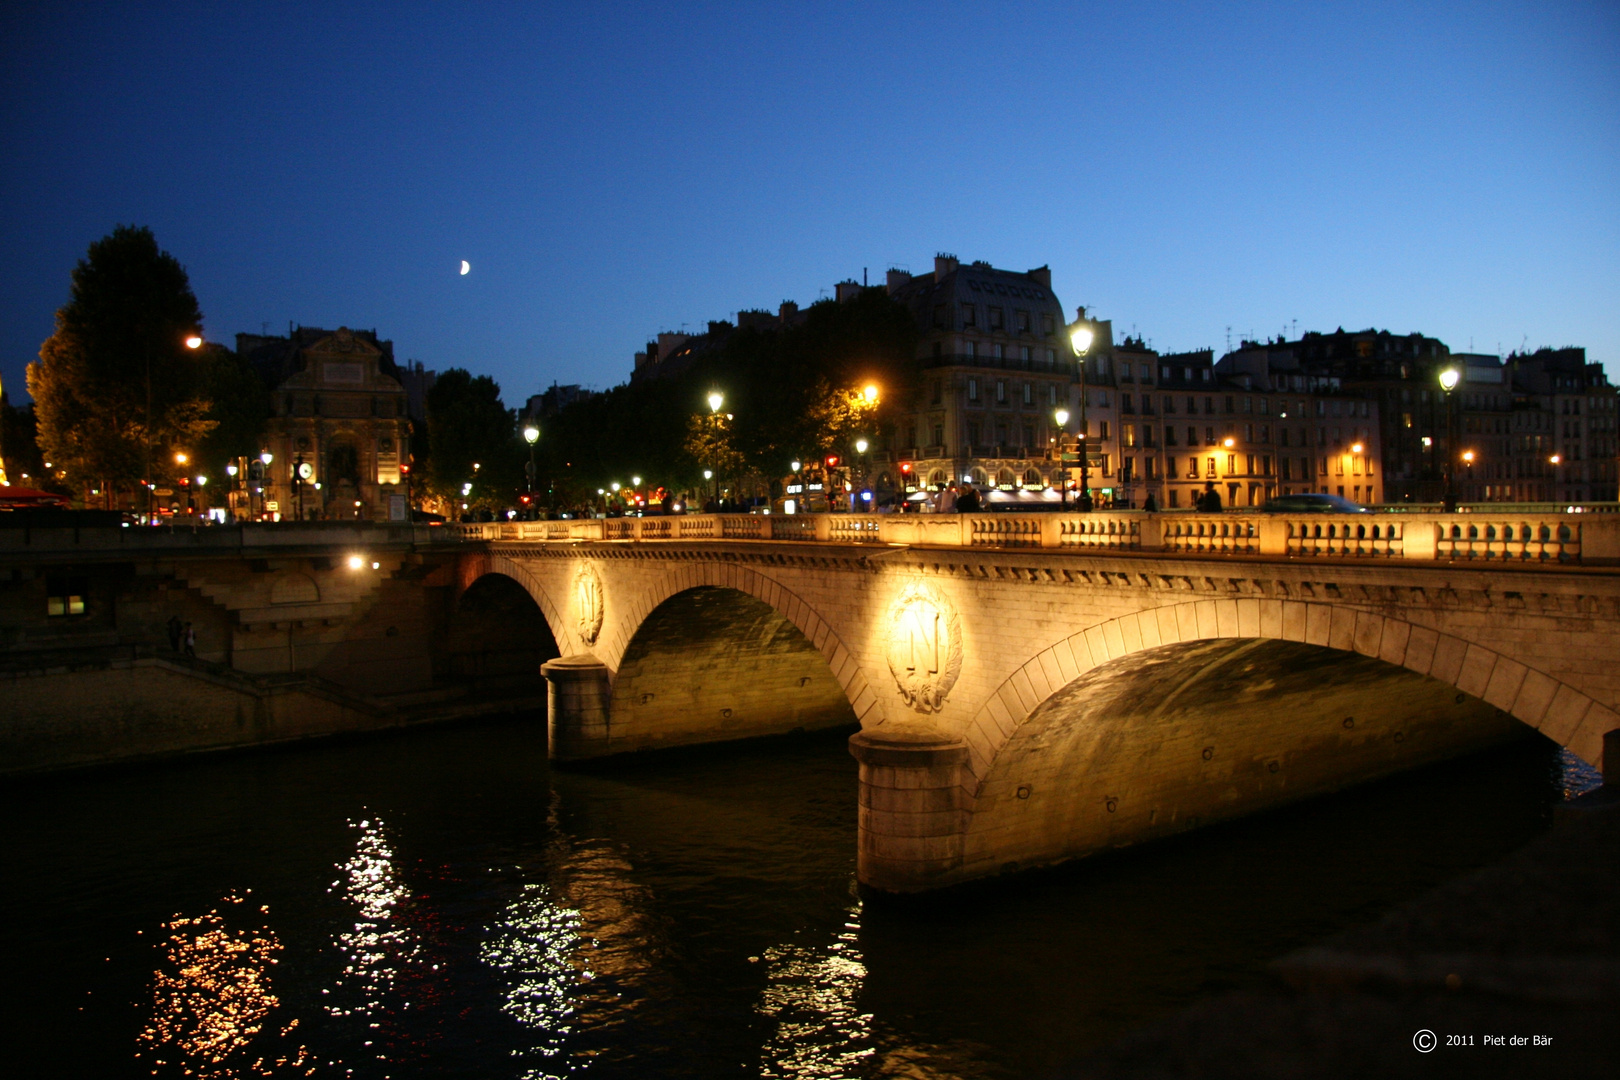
[3,1,1616,407]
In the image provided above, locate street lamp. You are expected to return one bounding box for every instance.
[1069,319,1095,511]
[708,391,724,413]
[862,384,879,405]
[1053,408,1070,509]
[523,424,540,505]
[1438,367,1461,511]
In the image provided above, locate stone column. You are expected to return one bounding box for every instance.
[848,723,970,893]
[541,654,612,761]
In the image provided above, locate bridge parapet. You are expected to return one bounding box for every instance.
[453,508,1620,566]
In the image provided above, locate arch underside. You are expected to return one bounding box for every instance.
[605,586,856,753]
[439,572,559,693]
[963,637,1525,879]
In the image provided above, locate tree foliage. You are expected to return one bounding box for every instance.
[424,368,522,508]
[27,226,216,500]
[540,288,920,505]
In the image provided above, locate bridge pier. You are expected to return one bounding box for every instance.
[541,654,613,761]
[849,724,972,893]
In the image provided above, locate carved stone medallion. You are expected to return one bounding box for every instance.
[884,582,963,714]
[574,563,604,645]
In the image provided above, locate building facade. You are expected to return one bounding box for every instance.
[236,326,412,521]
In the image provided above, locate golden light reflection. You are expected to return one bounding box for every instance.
[480,882,588,1077]
[137,892,313,1078]
[756,905,875,1078]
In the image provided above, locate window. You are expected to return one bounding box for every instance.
[1204,426,1215,444]
[1163,395,1176,415]
[1227,454,1236,474]
[1022,382,1033,405]
[1100,421,1110,440]
[1206,456,1217,478]
[993,343,1005,361]
[989,307,1004,330]
[967,421,981,445]
[1016,310,1030,332]
[1245,424,1254,442]
[1147,457,1160,479]
[1187,426,1197,445]
[47,576,87,617]
[932,424,944,446]
[1022,424,1035,447]
[996,423,1009,445]
[961,304,976,327]
[1186,396,1197,415]
[1124,423,1137,448]
[1041,313,1055,335]
[1166,426,1178,446]
[996,380,1006,403]
[1048,384,1058,406]
[905,424,916,449]
[1045,348,1056,366]
[1225,395,1236,414]
[1122,393,1134,414]
[967,377,978,402]
[1187,457,1199,478]
[1244,396,1253,414]
[932,304,948,329]
[1020,345,1032,363]
[966,341,977,359]
[930,379,942,405]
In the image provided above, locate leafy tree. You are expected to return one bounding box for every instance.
[424,368,522,510]
[194,343,270,481]
[1,392,50,490]
[27,226,215,505]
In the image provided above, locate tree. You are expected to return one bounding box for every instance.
[424,368,522,512]
[194,344,269,481]
[27,226,215,506]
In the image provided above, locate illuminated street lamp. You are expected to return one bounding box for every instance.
[1069,318,1096,511]
[862,384,879,405]
[1439,367,1461,511]
[523,424,540,501]
[185,334,202,350]
[708,391,725,413]
[1053,408,1070,509]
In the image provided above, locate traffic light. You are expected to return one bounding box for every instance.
[899,462,912,474]
[825,455,840,468]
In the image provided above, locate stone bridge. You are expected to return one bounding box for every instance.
[452,509,1620,892]
[4,510,1618,893]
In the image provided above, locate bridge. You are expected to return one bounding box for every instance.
[4,509,1618,892]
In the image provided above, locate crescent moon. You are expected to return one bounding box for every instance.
[460,260,470,275]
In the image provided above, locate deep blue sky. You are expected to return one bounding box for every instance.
[3,1,1617,406]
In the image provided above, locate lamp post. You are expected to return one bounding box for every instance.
[523,424,540,514]
[1053,408,1070,509]
[1462,449,1475,502]
[1439,367,1461,511]
[1069,318,1095,511]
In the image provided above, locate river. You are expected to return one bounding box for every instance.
[0,716,1599,1079]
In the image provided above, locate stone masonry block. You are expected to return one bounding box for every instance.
[1352,611,1384,658]
[1539,684,1594,745]
[1236,598,1261,639]
[1566,703,1618,768]
[1328,607,1358,652]
[1053,638,1081,683]
[1156,605,1182,646]
[1509,669,1559,727]
[1305,604,1332,646]
[1008,667,1040,715]
[1378,620,1411,665]
[995,684,1027,733]
[1258,598,1283,640]
[1454,643,1497,698]
[1482,658,1528,711]
[1137,609,1165,650]
[1033,650,1064,700]
[1194,600,1219,638]
[1118,612,1145,656]
[1281,601,1309,642]
[1428,634,1469,685]
[1214,598,1240,637]
[1171,602,1196,642]
[1084,626,1110,668]
[1402,625,1440,676]
[1102,619,1128,659]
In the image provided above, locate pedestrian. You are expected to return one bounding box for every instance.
[939,482,959,514]
[166,615,182,652]
[1143,492,1159,513]
[1200,481,1222,512]
[183,622,196,657]
[956,484,981,513]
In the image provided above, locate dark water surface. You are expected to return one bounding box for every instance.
[0,717,1600,1079]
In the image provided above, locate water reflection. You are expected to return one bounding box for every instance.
[1555,747,1603,800]
[756,905,875,1078]
[325,816,425,1070]
[482,883,588,1078]
[137,892,313,1078]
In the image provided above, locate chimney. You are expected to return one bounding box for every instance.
[935,252,959,278]
[835,280,861,303]
[886,267,911,294]
[779,300,799,322]
[1027,266,1051,289]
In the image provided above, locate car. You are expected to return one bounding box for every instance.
[1259,493,1369,513]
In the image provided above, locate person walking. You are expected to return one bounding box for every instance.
[183,622,196,658]
[956,484,981,513]
[939,482,959,514]
[1199,481,1222,512]
[1143,492,1159,513]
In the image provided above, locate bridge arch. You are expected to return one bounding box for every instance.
[456,552,572,656]
[961,597,1616,790]
[594,560,881,728]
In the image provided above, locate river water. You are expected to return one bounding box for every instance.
[0,717,1600,1079]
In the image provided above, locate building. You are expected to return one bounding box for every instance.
[884,255,1086,494]
[236,326,412,521]
[524,382,596,421]
[1219,330,1617,505]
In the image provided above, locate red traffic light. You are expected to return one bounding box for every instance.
[520,495,531,504]
[899,462,912,473]
[825,455,840,468]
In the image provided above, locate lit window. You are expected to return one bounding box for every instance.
[47,577,87,617]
